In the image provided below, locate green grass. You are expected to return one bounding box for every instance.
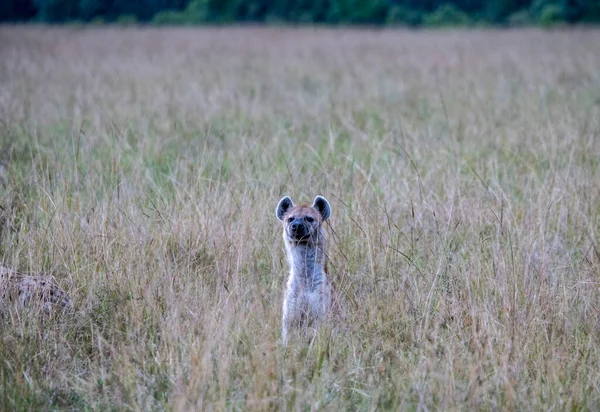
[1,25,600,410]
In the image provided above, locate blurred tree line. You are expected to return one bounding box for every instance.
[1,0,599,26]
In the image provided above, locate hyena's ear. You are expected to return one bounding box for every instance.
[276,196,294,221]
[312,196,331,221]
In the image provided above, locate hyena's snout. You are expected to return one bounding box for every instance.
[289,219,310,240]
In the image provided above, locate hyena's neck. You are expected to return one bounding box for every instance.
[286,233,327,289]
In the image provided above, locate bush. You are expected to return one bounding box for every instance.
[152,10,189,25]
[152,0,208,26]
[79,0,103,21]
[536,3,564,26]
[66,19,86,28]
[115,14,137,25]
[184,0,208,21]
[508,9,531,26]
[386,5,422,26]
[90,15,104,25]
[423,3,471,27]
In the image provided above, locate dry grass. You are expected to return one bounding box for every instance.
[0,25,599,410]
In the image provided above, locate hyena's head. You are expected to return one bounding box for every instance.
[276,196,331,245]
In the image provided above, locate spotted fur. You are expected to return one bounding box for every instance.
[0,266,73,313]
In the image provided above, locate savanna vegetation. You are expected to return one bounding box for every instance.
[1,0,600,26]
[1,26,599,410]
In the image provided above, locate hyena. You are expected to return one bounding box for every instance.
[275,195,332,345]
[0,266,73,314]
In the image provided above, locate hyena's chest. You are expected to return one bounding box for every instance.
[287,281,330,324]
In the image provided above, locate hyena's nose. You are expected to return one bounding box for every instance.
[290,221,306,237]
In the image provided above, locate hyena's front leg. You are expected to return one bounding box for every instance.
[282,290,296,346]
[282,312,294,347]
[282,294,289,346]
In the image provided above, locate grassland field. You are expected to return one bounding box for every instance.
[0,25,600,410]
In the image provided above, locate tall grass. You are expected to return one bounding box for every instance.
[1,25,599,410]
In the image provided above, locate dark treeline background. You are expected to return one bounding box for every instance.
[1,0,599,26]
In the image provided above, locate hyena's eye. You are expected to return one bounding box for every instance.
[305,216,314,223]
[287,217,294,223]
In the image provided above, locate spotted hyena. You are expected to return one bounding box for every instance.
[0,266,73,314]
[275,195,333,345]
